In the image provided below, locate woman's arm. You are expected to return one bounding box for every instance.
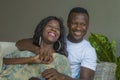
[3,57,35,65]
[3,53,53,65]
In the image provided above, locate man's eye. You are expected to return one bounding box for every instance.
[81,23,86,26]
[71,23,77,26]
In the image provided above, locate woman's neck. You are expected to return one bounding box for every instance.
[40,42,55,54]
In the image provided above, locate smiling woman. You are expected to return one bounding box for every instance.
[0,16,71,80]
[40,19,60,45]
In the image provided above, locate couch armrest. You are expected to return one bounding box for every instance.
[0,41,18,56]
[94,62,116,80]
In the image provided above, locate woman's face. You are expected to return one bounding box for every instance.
[42,19,60,43]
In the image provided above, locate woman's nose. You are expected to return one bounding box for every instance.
[51,27,56,31]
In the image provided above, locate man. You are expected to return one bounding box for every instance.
[16,7,97,80]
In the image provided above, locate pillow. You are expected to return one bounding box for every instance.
[94,62,116,80]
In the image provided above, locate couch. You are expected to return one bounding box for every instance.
[0,41,117,80]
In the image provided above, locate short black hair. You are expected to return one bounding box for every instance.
[67,7,89,23]
[33,16,67,56]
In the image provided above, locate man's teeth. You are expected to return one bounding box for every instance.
[74,32,81,35]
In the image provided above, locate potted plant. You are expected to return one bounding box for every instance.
[88,33,120,80]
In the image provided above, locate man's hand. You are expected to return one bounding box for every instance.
[33,54,53,64]
[34,47,54,64]
[29,77,39,80]
[41,68,66,80]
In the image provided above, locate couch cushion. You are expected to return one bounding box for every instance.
[94,62,116,80]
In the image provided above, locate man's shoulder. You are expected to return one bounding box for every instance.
[82,39,95,51]
[82,39,94,48]
[82,39,90,44]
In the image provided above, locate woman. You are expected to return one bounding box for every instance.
[0,16,71,80]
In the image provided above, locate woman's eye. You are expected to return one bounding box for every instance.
[47,25,52,28]
[47,25,60,31]
[56,27,60,31]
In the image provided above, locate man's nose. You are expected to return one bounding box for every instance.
[76,24,81,30]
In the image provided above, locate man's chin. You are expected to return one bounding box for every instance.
[74,36,82,40]
[72,36,83,42]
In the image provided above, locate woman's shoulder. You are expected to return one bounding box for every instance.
[53,53,68,60]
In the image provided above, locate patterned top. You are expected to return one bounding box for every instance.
[0,50,71,80]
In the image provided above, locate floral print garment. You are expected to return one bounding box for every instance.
[0,50,71,80]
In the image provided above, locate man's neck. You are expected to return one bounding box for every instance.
[67,35,83,43]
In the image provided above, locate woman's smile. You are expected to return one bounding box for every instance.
[48,31,56,38]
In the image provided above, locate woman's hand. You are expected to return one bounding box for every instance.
[34,47,54,64]
[33,54,53,64]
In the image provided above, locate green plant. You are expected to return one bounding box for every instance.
[88,33,120,80]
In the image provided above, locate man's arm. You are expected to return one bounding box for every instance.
[16,38,54,62]
[79,66,95,80]
[41,67,95,80]
[64,66,95,80]
[16,38,39,54]
[63,68,95,80]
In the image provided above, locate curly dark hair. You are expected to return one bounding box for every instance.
[33,16,67,56]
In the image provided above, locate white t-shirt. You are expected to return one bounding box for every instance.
[67,39,97,78]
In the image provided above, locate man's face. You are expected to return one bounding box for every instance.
[67,12,89,43]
